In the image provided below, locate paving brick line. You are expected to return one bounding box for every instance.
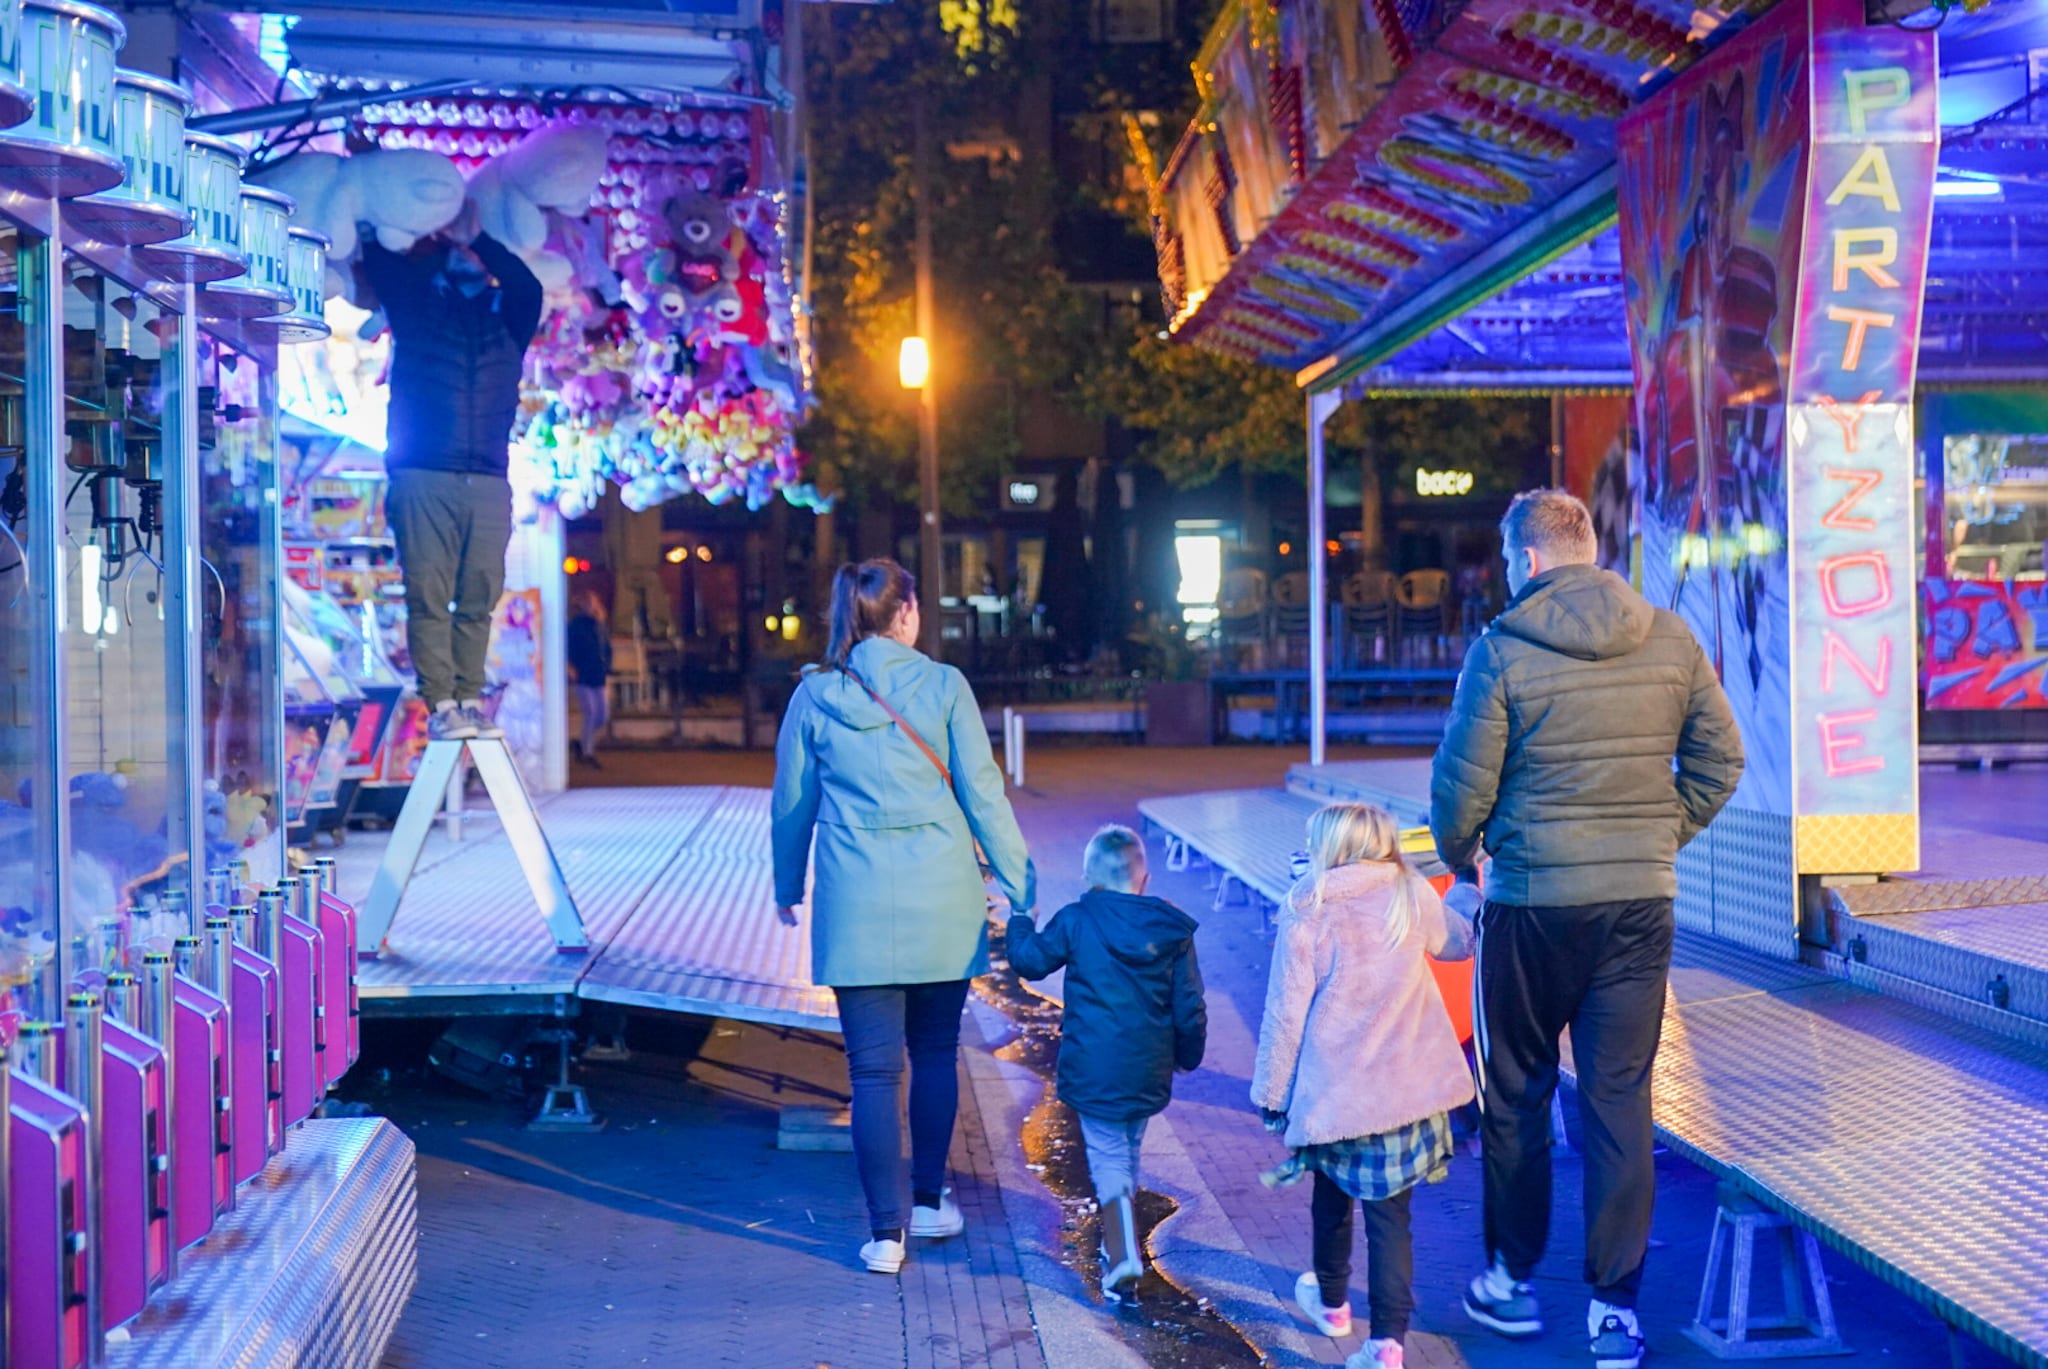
[898,1056,1048,1369]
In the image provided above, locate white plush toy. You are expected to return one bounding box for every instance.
[466,122,611,291]
[252,148,467,297]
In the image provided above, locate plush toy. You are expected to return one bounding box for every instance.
[252,149,466,296]
[662,185,741,309]
[467,122,612,291]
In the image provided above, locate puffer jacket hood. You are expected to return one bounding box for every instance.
[1430,561,1745,907]
[1495,563,1653,662]
[772,633,1037,987]
[1088,890,1199,967]
[802,636,950,731]
[1007,889,1207,1123]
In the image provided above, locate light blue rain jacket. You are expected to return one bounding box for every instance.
[772,636,1036,987]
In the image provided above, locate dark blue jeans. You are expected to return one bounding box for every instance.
[834,979,970,1238]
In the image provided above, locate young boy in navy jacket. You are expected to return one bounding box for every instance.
[1008,825,1207,1297]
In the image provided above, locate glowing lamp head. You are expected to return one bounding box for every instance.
[899,336,931,390]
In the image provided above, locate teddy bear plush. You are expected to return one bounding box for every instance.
[253,149,466,298]
[467,121,612,293]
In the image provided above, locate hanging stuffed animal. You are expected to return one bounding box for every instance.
[252,149,466,298]
[467,121,612,291]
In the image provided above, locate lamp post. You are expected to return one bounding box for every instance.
[906,96,942,657]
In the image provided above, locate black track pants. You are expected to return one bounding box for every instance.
[1475,897,1673,1306]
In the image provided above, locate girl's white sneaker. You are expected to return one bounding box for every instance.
[1294,1271,1354,1337]
[860,1237,905,1274]
[1347,1338,1404,1368]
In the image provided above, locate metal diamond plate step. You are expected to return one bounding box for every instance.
[580,849,837,1028]
[108,1119,416,1369]
[1831,871,2048,916]
[1833,901,2048,1029]
[1560,934,2048,1369]
[345,786,842,1031]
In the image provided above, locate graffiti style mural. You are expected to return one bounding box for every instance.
[1618,1,1808,815]
[1925,578,2048,709]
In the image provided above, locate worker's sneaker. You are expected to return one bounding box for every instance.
[427,701,477,742]
[1294,1272,1352,1337]
[459,700,504,739]
[1464,1256,1543,1338]
[1589,1301,1644,1369]
[909,1192,964,1239]
[860,1236,905,1274]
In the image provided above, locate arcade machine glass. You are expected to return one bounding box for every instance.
[200,335,285,890]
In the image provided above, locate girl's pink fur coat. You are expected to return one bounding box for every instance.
[1251,861,1476,1147]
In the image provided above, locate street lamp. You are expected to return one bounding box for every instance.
[899,336,930,391]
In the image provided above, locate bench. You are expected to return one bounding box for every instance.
[1142,782,2048,1367]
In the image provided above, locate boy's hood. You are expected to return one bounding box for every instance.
[1494,562,1652,662]
[1078,889,1198,966]
[803,637,943,730]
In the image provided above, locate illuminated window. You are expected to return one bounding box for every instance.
[1175,534,1223,607]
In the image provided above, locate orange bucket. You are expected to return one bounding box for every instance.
[1404,828,1475,1047]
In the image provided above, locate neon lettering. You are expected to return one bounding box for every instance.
[1819,709,1884,777]
[1820,631,1891,696]
[1824,146,1902,213]
[1832,228,1900,291]
[1843,67,1912,135]
[1819,551,1893,617]
[1826,306,1895,371]
[1819,467,1884,531]
[1816,391,1883,453]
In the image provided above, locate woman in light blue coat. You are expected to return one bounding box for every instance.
[773,559,1035,1275]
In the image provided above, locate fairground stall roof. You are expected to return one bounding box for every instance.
[1153,0,2048,392]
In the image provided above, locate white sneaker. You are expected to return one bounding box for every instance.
[909,1192,964,1239]
[860,1237,905,1274]
[1589,1300,1644,1369]
[1294,1271,1353,1337]
[1347,1338,1404,1368]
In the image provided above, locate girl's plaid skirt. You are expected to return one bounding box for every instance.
[1259,1111,1455,1202]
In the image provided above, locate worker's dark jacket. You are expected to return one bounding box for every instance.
[358,232,542,478]
[566,614,611,687]
[1007,890,1206,1122]
[1430,563,1744,907]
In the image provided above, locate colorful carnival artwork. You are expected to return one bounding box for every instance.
[1153,0,1758,367]
[1618,0,1809,818]
[1924,578,2048,709]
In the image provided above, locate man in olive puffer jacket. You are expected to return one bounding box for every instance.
[1431,490,1742,1369]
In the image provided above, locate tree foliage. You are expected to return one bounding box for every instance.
[799,0,1090,515]
[1080,320,1544,490]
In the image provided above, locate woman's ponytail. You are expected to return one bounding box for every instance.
[824,559,917,669]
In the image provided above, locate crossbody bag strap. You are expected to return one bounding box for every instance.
[842,666,954,788]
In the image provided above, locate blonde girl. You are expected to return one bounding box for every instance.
[1251,802,1475,1369]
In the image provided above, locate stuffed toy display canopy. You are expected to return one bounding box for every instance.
[261,97,820,518]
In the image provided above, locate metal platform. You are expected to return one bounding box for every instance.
[335,786,838,1029]
[1637,935,2048,1369]
[1285,757,1435,826]
[107,1119,417,1369]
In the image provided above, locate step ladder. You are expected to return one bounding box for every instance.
[357,737,587,956]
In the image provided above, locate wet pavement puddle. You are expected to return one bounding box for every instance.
[977,920,1268,1367]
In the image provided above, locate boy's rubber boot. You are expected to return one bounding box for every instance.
[1102,1194,1144,1295]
